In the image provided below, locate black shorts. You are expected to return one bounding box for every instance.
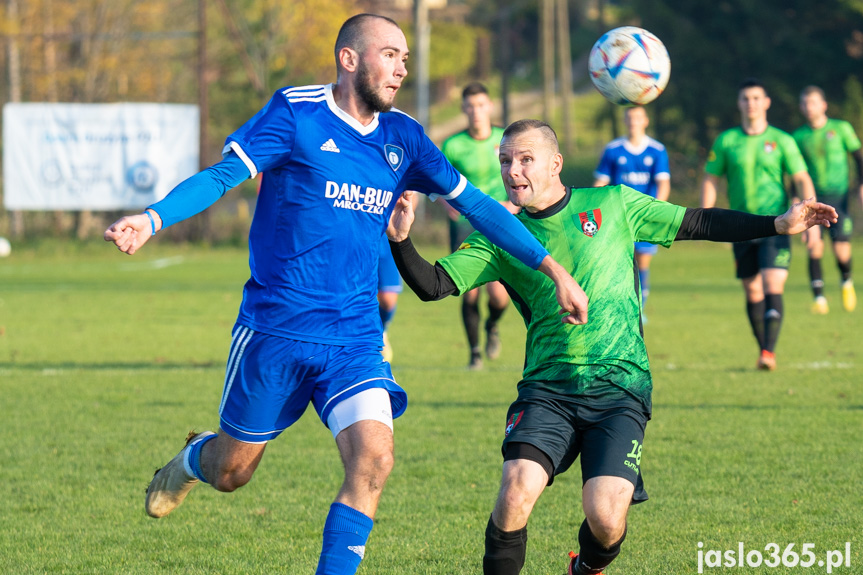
[500,392,649,503]
[819,194,852,242]
[449,220,475,253]
[732,235,791,279]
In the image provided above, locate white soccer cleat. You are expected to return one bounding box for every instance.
[145,430,215,518]
[811,296,829,315]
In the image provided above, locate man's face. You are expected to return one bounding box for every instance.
[625,107,649,136]
[499,129,561,210]
[800,92,827,123]
[354,20,409,113]
[737,86,771,122]
[462,93,493,132]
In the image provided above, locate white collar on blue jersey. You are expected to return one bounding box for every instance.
[621,137,653,156]
[325,83,380,136]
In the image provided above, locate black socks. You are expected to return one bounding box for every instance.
[483,515,527,575]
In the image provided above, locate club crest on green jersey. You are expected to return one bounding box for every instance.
[578,209,602,237]
[505,411,523,435]
[764,141,776,154]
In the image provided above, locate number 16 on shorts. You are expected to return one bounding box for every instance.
[697,542,852,573]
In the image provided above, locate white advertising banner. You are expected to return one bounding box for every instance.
[3,102,199,210]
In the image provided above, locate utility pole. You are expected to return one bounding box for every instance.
[414,0,430,129]
[556,0,574,153]
[6,0,23,238]
[497,8,511,126]
[541,0,555,123]
[197,0,210,240]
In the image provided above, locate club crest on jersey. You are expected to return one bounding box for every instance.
[827,130,836,140]
[578,209,602,237]
[385,145,404,172]
[505,411,524,436]
[764,141,776,153]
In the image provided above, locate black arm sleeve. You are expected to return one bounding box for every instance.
[389,238,460,301]
[675,207,778,242]
[853,148,863,185]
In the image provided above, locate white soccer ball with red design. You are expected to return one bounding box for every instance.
[588,27,670,106]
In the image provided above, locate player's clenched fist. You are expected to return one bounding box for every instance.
[104,210,161,255]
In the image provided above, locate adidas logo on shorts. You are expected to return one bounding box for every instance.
[320,139,341,153]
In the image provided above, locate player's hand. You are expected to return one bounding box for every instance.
[104,212,159,255]
[538,256,588,325]
[387,191,416,242]
[774,198,836,238]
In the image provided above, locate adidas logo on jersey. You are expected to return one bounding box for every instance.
[320,139,340,153]
[348,545,366,559]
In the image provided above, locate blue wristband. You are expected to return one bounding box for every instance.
[144,211,156,236]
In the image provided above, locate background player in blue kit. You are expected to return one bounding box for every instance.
[594,106,670,323]
[104,13,587,575]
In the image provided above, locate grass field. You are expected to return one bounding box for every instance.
[1,238,861,574]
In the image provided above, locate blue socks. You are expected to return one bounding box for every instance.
[379,305,396,332]
[316,502,374,575]
[183,432,217,483]
[638,269,650,306]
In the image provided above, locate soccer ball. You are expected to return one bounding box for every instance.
[588,27,670,106]
[0,237,10,258]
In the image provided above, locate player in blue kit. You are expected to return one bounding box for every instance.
[104,14,587,575]
[594,106,670,322]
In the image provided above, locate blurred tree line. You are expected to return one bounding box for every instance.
[1,0,862,241]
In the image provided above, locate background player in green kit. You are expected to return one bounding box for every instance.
[386,120,835,575]
[794,85,863,314]
[441,82,517,369]
[701,78,817,371]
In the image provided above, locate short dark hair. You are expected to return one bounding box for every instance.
[462,82,489,100]
[502,119,560,153]
[800,85,826,101]
[738,78,769,97]
[334,14,400,68]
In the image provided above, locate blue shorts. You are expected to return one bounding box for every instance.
[634,241,658,256]
[378,236,403,293]
[219,325,407,443]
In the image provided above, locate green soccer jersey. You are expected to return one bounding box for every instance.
[437,185,686,413]
[793,119,862,196]
[441,127,508,204]
[705,126,808,215]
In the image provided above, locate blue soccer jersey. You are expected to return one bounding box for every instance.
[594,137,670,198]
[224,84,490,346]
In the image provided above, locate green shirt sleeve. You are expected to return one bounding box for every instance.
[704,135,726,176]
[778,132,808,175]
[437,231,504,293]
[841,120,862,153]
[619,185,686,247]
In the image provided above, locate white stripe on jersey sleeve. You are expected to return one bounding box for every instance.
[654,172,671,181]
[222,141,259,179]
[428,174,467,202]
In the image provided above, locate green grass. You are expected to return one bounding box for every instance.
[1,239,861,574]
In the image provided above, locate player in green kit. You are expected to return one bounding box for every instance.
[793,85,863,314]
[386,119,835,575]
[441,82,516,369]
[701,78,818,371]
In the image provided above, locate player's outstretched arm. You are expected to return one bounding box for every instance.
[104,153,250,255]
[790,171,821,248]
[774,198,838,235]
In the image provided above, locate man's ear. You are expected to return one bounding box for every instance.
[551,152,564,177]
[338,47,359,73]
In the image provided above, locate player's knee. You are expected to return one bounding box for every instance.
[498,484,535,518]
[585,513,627,547]
[211,467,255,492]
